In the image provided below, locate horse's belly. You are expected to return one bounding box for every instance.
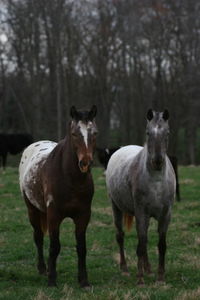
[19,141,57,212]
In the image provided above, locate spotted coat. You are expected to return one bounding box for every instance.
[19,140,57,212]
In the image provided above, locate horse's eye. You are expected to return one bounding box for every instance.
[146,131,149,136]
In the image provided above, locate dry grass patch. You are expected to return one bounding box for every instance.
[33,290,53,300]
[61,284,74,300]
[2,193,14,198]
[194,236,200,246]
[175,287,200,300]
[113,252,137,269]
[180,178,195,185]
[91,240,102,251]
[106,290,121,300]
[91,220,110,227]
[150,281,172,290]
[180,254,200,268]
[132,291,151,300]
[92,206,113,216]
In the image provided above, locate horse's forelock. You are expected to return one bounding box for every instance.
[148,112,169,131]
[72,110,94,123]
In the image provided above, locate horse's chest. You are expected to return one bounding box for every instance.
[137,180,167,217]
[51,182,93,217]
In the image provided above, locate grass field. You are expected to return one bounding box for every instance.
[0,166,200,300]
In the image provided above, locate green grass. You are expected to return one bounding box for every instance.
[0,166,200,300]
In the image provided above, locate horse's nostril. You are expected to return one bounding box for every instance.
[79,160,87,168]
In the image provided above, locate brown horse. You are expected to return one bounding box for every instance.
[19,105,97,287]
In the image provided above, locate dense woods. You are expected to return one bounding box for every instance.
[0,0,200,164]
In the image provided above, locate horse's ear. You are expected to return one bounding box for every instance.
[163,109,169,121]
[70,106,79,120]
[147,109,154,121]
[89,105,97,120]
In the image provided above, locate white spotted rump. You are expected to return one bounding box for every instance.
[19,140,57,211]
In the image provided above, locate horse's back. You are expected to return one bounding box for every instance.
[106,145,143,213]
[106,145,143,179]
[19,141,57,209]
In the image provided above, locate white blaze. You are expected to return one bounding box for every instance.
[79,121,88,147]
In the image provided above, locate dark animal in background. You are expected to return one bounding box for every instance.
[19,105,97,288]
[97,148,181,201]
[106,109,176,284]
[0,133,33,169]
[96,147,119,169]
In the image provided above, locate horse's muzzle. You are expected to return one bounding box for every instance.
[151,157,164,171]
[79,159,93,173]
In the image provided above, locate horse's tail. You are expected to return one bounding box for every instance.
[40,212,48,235]
[123,213,134,232]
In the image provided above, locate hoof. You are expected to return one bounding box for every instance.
[137,278,145,286]
[157,274,165,283]
[120,264,129,273]
[82,285,92,291]
[38,263,47,275]
[146,270,153,276]
[38,268,47,276]
[80,281,91,289]
[48,280,57,287]
[157,278,165,284]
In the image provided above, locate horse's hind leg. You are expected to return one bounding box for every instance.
[24,196,47,275]
[47,212,62,287]
[112,201,129,275]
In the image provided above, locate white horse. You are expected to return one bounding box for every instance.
[106,109,176,285]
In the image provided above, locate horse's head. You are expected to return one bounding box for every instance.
[146,109,169,171]
[70,105,98,173]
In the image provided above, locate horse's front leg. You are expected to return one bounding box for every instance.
[47,211,62,287]
[135,215,150,285]
[157,214,170,282]
[74,212,91,288]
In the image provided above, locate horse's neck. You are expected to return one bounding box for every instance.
[143,144,167,177]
